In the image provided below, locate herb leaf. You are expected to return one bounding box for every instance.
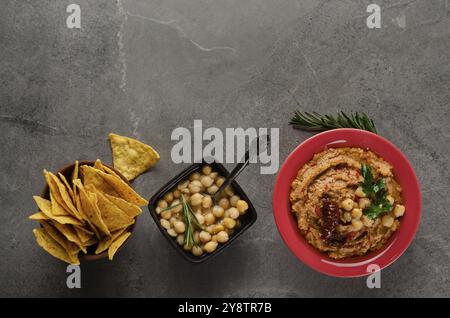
[289,111,377,134]
[359,164,392,219]
[181,195,200,249]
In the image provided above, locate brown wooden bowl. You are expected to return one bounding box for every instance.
[40,160,137,261]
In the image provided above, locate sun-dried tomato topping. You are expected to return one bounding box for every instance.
[321,196,346,246]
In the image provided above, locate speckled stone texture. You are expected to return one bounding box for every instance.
[0,0,449,297]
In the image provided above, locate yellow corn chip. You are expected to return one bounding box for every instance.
[40,221,81,263]
[95,227,128,255]
[33,228,76,264]
[74,179,110,236]
[46,171,83,221]
[81,165,119,196]
[103,193,142,218]
[50,192,69,216]
[50,221,87,254]
[29,212,49,221]
[98,170,148,206]
[109,133,160,181]
[108,231,131,260]
[58,172,74,200]
[33,196,82,226]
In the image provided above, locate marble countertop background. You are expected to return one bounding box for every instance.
[0,0,449,297]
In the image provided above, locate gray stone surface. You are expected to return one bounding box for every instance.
[0,0,449,297]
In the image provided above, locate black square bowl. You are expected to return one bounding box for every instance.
[148,162,257,263]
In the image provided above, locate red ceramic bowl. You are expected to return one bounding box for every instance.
[273,128,421,277]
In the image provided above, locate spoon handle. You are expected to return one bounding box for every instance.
[212,134,270,202]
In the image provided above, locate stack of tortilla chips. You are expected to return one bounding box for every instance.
[29,159,148,264]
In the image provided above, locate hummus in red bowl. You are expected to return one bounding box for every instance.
[273,129,421,277]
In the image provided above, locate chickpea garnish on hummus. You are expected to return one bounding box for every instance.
[290,147,405,259]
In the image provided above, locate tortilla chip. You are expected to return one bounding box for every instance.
[40,222,81,263]
[74,225,94,244]
[81,165,119,196]
[86,184,134,232]
[44,170,70,213]
[33,196,82,226]
[74,179,110,236]
[95,227,128,255]
[103,193,142,218]
[58,172,74,200]
[51,221,87,254]
[109,133,160,181]
[72,161,79,196]
[108,231,131,260]
[29,212,49,221]
[50,192,69,216]
[73,184,100,239]
[46,171,83,221]
[98,170,148,206]
[93,159,103,171]
[33,228,76,264]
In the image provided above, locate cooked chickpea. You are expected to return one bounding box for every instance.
[227,207,239,219]
[200,175,214,188]
[207,185,219,194]
[216,231,229,243]
[351,208,363,219]
[194,213,205,225]
[170,199,183,213]
[157,199,168,209]
[393,204,405,217]
[230,195,240,207]
[209,172,218,180]
[355,186,366,198]
[189,172,201,181]
[341,198,354,211]
[160,219,171,230]
[181,188,190,195]
[224,186,234,197]
[191,245,203,256]
[204,241,218,253]
[176,234,184,245]
[211,224,224,234]
[169,216,177,225]
[202,165,212,175]
[177,180,189,190]
[218,198,230,210]
[202,195,213,209]
[212,205,224,218]
[204,213,216,225]
[216,177,225,187]
[343,212,352,222]
[183,244,191,251]
[194,231,200,244]
[161,210,172,220]
[223,217,236,229]
[358,198,371,209]
[188,181,202,193]
[351,219,363,231]
[174,221,186,234]
[155,207,161,214]
[382,215,394,227]
[167,228,178,237]
[163,192,174,203]
[211,235,218,242]
[190,193,203,206]
[387,195,395,205]
[199,231,211,243]
[173,190,181,198]
[236,200,248,214]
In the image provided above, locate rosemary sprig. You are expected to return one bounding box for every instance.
[181,195,201,249]
[290,111,377,134]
